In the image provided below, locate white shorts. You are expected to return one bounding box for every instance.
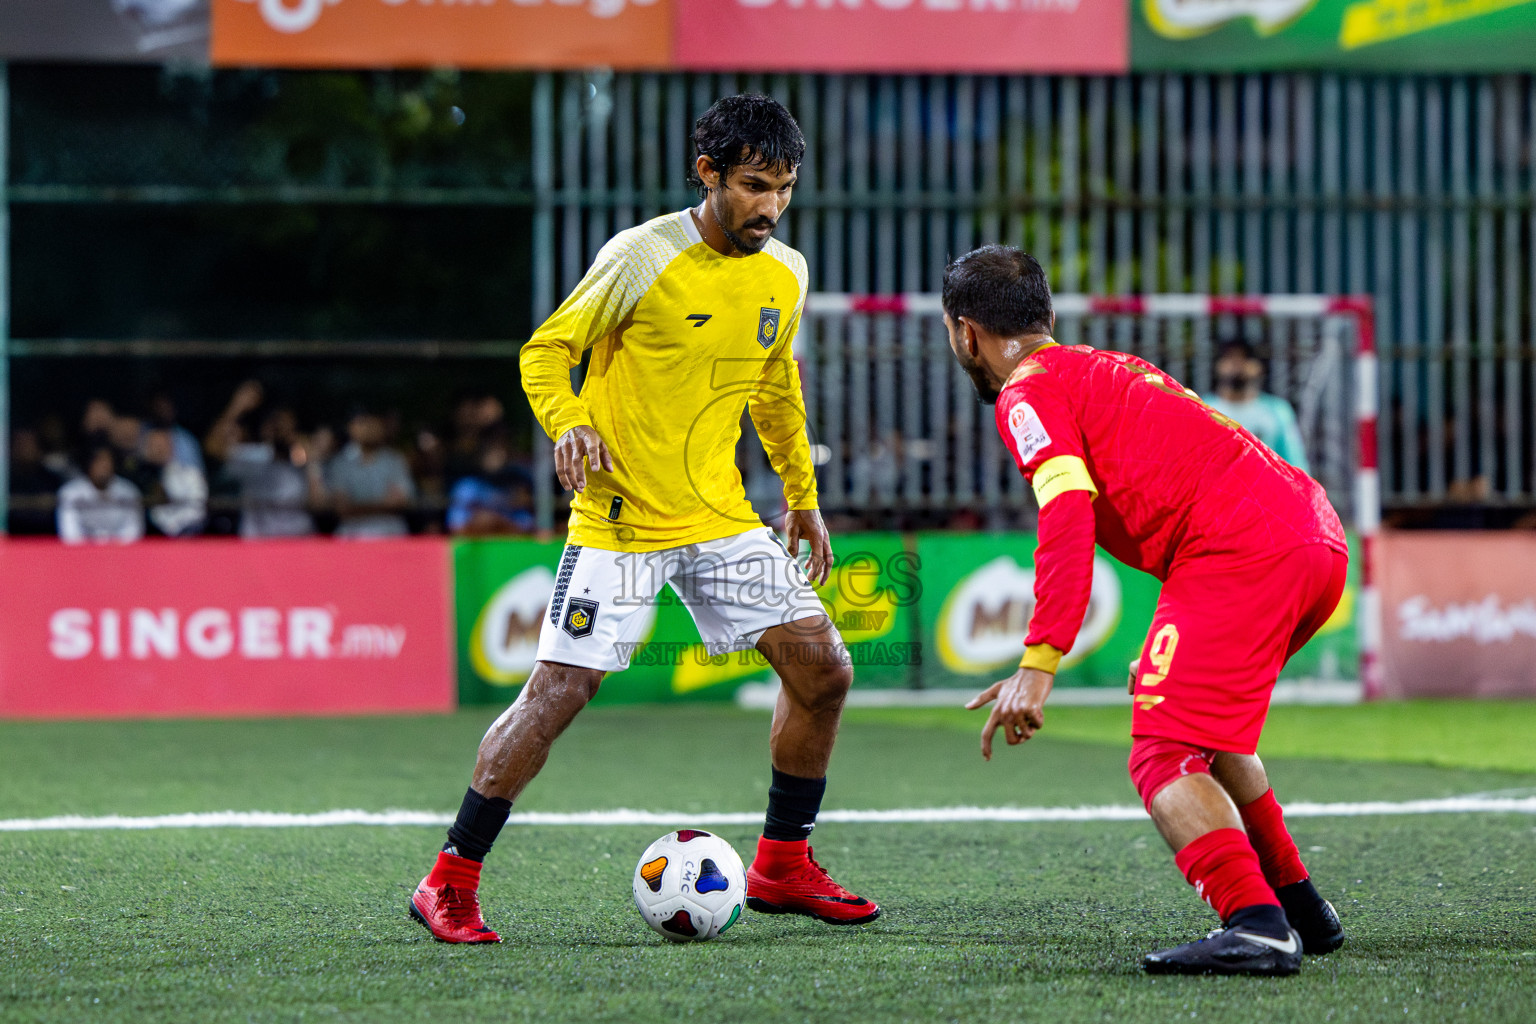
[534,527,830,673]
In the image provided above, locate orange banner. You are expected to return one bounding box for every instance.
[211,0,672,69]
[1379,531,1536,698]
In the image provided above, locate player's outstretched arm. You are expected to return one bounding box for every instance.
[553,425,614,493]
[784,508,834,586]
[966,667,1055,761]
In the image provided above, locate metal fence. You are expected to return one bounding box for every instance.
[531,71,1536,521]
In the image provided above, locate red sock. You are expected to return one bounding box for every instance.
[1174,828,1279,922]
[752,836,808,874]
[425,850,483,890]
[1238,789,1309,889]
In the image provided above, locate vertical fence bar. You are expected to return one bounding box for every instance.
[1372,79,1397,501]
[900,77,925,511]
[926,78,950,507]
[1242,75,1264,350]
[1086,77,1108,350]
[612,75,634,235]
[821,76,847,511]
[1058,78,1082,347]
[1138,77,1161,365]
[1112,78,1134,354]
[1450,77,1472,487]
[1005,78,1026,250]
[1500,78,1524,499]
[1474,78,1497,492]
[0,62,8,532]
[1396,78,1420,498]
[1266,77,1291,399]
[1424,79,1447,497]
[1030,76,1052,267]
[846,76,873,510]
[952,76,977,508]
[1191,76,1214,376]
[873,77,900,510]
[559,73,584,297]
[530,72,555,531]
[1163,76,1188,383]
[638,74,661,221]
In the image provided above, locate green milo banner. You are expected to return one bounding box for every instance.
[454,532,1358,704]
[1132,0,1536,70]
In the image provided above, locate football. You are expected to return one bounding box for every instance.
[631,829,747,942]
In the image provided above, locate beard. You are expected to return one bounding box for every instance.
[957,350,1000,405]
[712,194,776,254]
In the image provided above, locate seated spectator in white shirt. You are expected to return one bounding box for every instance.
[57,444,143,545]
[135,428,208,537]
[326,411,416,539]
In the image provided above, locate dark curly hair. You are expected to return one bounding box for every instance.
[686,94,805,197]
[942,245,1054,338]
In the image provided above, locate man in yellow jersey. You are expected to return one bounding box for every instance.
[410,95,880,943]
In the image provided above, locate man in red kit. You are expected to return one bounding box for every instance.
[944,245,1348,976]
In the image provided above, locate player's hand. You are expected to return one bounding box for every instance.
[1126,657,1140,695]
[784,508,834,586]
[966,667,1054,761]
[554,425,614,493]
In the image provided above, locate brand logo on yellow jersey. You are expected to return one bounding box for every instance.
[757,307,782,349]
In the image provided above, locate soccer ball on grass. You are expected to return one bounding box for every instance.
[631,829,747,942]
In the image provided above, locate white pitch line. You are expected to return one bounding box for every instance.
[2,796,1535,832]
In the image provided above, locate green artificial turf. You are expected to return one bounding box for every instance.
[3,705,1535,1023]
[846,699,1536,775]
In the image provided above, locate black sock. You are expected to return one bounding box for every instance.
[443,787,512,862]
[762,768,826,842]
[1275,877,1323,916]
[1225,902,1291,939]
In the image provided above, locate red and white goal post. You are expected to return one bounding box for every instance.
[801,292,1381,699]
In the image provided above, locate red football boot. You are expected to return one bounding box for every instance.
[745,837,881,925]
[409,851,501,943]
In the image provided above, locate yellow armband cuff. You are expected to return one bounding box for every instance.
[1019,643,1065,674]
[1031,455,1098,508]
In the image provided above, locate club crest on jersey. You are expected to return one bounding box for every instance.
[757,307,781,349]
[562,598,599,639]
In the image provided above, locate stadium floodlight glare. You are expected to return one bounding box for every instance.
[802,292,1381,700]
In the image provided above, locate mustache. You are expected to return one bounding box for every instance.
[743,217,776,230]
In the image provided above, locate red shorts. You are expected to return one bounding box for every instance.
[1129,542,1348,754]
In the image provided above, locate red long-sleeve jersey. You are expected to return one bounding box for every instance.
[995,343,1347,673]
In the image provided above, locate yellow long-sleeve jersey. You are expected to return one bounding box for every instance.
[520,209,818,552]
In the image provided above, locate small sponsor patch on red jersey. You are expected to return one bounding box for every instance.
[1007,401,1052,463]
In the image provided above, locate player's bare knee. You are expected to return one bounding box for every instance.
[794,659,852,716]
[523,663,604,713]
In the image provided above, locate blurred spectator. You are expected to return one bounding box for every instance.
[206,381,326,539]
[9,428,65,536]
[444,392,507,486]
[58,444,143,545]
[137,428,208,537]
[36,415,73,477]
[147,392,205,473]
[327,411,415,538]
[80,399,116,446]
[1203,339,1310,473]
[446,431,535,536]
